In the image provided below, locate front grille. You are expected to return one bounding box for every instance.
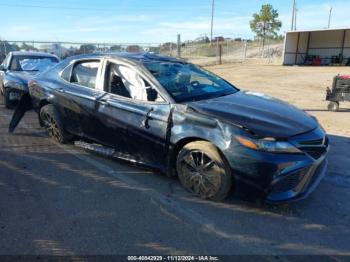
[299,139,323,146]
[297,136,328,160]
[271,167,308,194]
[300,146,327,160]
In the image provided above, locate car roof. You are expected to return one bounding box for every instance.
[10,51,59,58]
[66,52,187,64]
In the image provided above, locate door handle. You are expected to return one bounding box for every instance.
[141,107,154,129]
[57,88,64,93]
[99,99,109,106]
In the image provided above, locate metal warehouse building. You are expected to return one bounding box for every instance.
[283,28,350,66]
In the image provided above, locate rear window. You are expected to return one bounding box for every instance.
[10,56,59,72]
[70,61,100,89]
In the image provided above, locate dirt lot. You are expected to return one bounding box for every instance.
[206,63,350,137]
[1,64,350,256]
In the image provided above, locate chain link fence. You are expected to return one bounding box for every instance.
[0,39,284,66]
[179,39,283,65]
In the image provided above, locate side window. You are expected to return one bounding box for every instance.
[105,63,164,102]
[10,57,21,71]
[61,63,73,82]
[1,54,11,69]
[71,61,100,89]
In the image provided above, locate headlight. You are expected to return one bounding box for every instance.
[7,80,26,90]
[234,135,301,154]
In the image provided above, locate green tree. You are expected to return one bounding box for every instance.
[250,4,282,49]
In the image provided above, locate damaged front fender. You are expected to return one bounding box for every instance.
[170,105,234,151]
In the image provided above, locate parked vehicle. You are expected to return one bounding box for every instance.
[10,53,329,203]
[212,36,225,42]
[326,75,350,111]
[0,51,59,108]
[193,36,210,44]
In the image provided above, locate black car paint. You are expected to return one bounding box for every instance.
[188,91,318,138]
[2,71,35,96]
[12,53,328,203]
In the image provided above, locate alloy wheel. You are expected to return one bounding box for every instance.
[41,112,63,142]
[178,150,222,199]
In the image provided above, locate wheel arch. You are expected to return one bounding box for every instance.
[38,99,51,126]
[167,136,230,178]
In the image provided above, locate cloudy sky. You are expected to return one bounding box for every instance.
[0,0,349,43]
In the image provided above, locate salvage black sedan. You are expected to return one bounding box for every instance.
[11,53,329,203]
[0,51,59,108]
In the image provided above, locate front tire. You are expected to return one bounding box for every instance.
[176,141,232,201]
[40,104,72,144]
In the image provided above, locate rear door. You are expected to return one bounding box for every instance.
[95,60,171,166]
[55,59,105,138]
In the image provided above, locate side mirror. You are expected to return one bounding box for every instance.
[0,64,6,71]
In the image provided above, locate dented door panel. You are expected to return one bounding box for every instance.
[95,95,171,166]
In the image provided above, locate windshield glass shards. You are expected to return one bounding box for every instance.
[143,62,238,102]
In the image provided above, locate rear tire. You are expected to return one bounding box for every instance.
[328,101,339,112]
[40,104,72,144]
[176,141,232,201]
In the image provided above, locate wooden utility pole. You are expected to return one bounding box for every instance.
[328,7,333,28]
[294,7,298,30]
[291,0,296,31]
[210,0,215,44]
[177,34,181,58]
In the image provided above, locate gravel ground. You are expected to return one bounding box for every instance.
[0,64,350,256]
[205,63,350,137]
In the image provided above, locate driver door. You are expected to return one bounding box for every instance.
[95,60,171,167]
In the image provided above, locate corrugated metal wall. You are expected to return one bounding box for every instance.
[283,29,350,65]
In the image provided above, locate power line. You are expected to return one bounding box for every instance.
[0,3,110,11]
[0,3,208,12]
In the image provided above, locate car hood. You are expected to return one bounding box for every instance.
[7,71,38,85]
[188,91,318,138]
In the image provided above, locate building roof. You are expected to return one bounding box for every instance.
[286,27,350,34]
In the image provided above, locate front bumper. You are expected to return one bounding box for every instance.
[265,153,328,203]
[223,127,329,203]
[5,86,28,101]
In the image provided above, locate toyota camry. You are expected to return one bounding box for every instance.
[9,53,329,203]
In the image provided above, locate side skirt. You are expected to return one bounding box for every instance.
[74,140,163,172]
